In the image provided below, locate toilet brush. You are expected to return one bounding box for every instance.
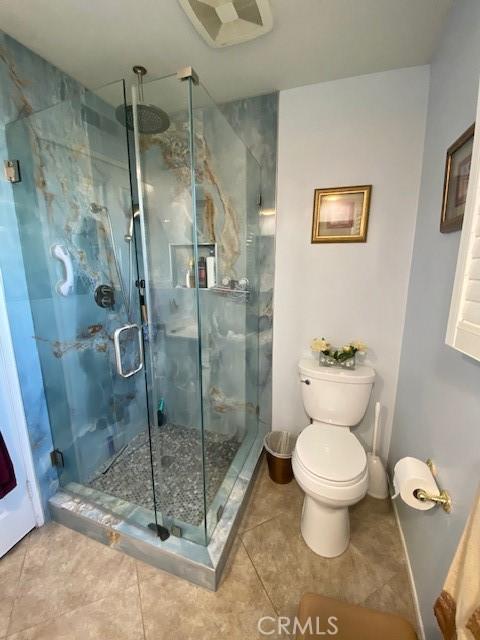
[367,401,389,499]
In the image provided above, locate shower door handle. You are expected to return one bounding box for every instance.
[113,324,144,378]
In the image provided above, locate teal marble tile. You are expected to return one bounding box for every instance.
[0,31,80,513]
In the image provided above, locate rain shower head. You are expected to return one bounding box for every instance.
[115,103,170,134]
[116,65,170,134]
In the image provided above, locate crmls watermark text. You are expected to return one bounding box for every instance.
[257,615,339,636]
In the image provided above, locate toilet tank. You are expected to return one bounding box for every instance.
[298,358,375,427]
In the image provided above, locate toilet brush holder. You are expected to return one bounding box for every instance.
[367,453,389,499]
[366,402,389,499]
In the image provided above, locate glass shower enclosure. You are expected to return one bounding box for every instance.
[6,69,262,548]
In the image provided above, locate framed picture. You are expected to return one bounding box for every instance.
[440,124,475,233]
[311,185,372,243]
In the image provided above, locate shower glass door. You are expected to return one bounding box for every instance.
[190,81,261,541]
[6,81,155,528]
[134,73,261,544]
[132,74,207,543]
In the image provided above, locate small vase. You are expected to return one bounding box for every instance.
[318,353,337,367]
[318,353,356,370]
[340,356,356,370]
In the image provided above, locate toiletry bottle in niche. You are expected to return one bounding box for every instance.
[206,248,216,288]
[198,256,207,288]
[186,258,195,288]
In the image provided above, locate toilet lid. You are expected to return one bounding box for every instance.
[298,358,375,383]
[295,425,367,484]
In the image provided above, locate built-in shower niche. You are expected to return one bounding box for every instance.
[168,242,251,302]
[169,242,217,288]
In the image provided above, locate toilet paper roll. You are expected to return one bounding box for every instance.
[392,456,439,511]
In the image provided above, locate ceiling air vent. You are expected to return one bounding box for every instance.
[178,0,273,48]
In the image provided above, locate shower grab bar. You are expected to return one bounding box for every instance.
[113,324,144,378]
[51,244,74,296]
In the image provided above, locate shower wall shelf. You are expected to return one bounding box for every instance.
[171,285,250,303]
[205,286,250,302]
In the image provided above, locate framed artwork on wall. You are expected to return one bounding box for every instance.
[440,123,475,233]
[311,185,372,243]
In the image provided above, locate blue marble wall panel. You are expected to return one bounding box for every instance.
[0,31,80,513]
[220,93,278,431]
[137,90,260,439]
[136,86,278,442]
[6,90,148,487]
[1,33,148,513]
[219,93,278,210]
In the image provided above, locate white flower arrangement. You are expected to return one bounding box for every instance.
[311,338,330,352]
[310,337,367,368]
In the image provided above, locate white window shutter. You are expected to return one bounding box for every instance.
[446,79,480,361]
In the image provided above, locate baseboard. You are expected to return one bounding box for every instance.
[392,500,425,640]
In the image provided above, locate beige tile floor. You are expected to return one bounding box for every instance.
[0,458,417,639]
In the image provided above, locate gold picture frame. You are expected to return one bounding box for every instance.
[440,123,475,233]
[311,185,372,243]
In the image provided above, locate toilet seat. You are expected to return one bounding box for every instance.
[292,424,368,507]
[295,424,367,484]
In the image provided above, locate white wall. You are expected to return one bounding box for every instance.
[272,67,429,459]
[390,2,480,638]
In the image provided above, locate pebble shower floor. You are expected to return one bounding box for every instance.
[88,423,240,525]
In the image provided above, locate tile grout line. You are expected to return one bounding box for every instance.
[239,512,282,536]
[357,568,402,605]
[5,526,142,638]
[239,536,280,616]
[351,510,418,620]
[352,534,405,601]
[5,530,33,637]
[4,581,144,639]
[135,562,148,640]
[359,567,419,633]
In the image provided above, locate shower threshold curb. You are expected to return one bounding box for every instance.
[48,431,264,591]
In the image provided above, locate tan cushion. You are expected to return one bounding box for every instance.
[296,593,418,640]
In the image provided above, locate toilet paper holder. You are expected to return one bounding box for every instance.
[412,459,452,513]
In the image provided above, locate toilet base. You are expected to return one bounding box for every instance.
[300,495,350,558]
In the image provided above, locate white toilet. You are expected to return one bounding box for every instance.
[292,358,375,558]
